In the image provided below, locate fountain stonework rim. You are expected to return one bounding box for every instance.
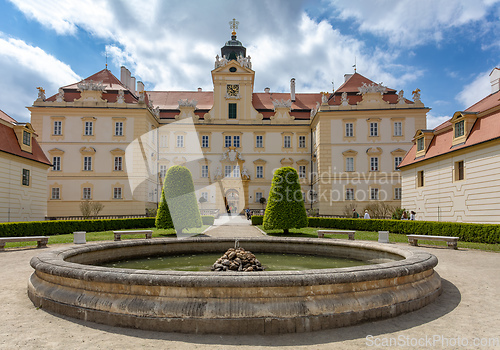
[28,237,442,334]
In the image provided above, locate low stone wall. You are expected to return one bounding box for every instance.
[28,237,441,334]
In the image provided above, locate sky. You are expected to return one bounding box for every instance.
[0,0,499,129]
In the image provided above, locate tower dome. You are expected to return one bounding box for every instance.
[221,19,246,60]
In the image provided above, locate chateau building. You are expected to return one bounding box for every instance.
[399,67,500,223]
[0,110,51,222]
[29,24,428,217]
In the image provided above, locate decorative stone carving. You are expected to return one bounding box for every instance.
[203,113,213,123]
[397,90,406,104]
[215,55,229,68]
[412,88,421,103]
[272,99,292,110]
[341,92,349,106]
[241,167,250,180]
[221,148,244,162]
[237,55,252,69]
[36,87,45,101]
[178,99,198,108]
[214,167,223,180]
[55,88,65,102]
[77,80,105,92]
[138,90,146,103]
[117,90,125,104]
[271,99,295,124]
[175,100,198,121]
[321,92,329,105]
[358,82,387,95]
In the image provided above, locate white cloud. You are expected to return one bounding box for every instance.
[456,70,494,109]
[426,113,451,129]
[7,0,421,95]
[0,33,80,122]
[330,0,500,47]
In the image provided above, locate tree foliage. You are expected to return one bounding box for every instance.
[263,167,308,234]
[155,185,173,229]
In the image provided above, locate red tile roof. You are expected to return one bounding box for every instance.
[0,111,51,166]
[399,90,500,168]
[0,110,17,124]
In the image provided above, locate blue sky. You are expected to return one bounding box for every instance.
[0,0,499,128]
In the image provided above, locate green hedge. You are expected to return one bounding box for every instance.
[251,215,264,226]
[202,215,215,225]
[0,218,155,238]
[252,216,499,244]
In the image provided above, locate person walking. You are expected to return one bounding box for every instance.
[364,210,371,219]
[410,211,416,220]
[352,209,359,218]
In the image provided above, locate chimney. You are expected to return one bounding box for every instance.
[264,87,270,93]
[137,81,144,93]
[490,67,500,93]
[120,66,127,86]
[290,78,296,102]
[198,87,202,92]
[126,68,132,90]
[344,74,353,82]
[130,76,136,95]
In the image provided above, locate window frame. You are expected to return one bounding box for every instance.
[114,121,124,136]
[176,135,184,148]
[256,165,264,179]
[82,187,92,200]
[370,157,379,171]
[114,156,123,171]
[370,122,378,137]
[53,120,62,135]
[345,123,354,137]
[284,135,291,148]
[298,135,306,148]
[51,187,60,200]
[201,165,209,178]
[201,135,209,148]
[228,103,237,119]
[84,121,93,136]
[83,156,92,171]
[22,169,30,186]
[52,156,61,171]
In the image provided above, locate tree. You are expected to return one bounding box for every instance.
[155,184,173,229]
[259,196,266,210]
[80,201,104,218]
[263,167,308,234]
[162,165,202,234]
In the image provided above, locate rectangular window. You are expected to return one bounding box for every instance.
[83,156,92,171]
[22,169,30,186]
[417,138,424,151]
[256,165,263,178]
[52,156,61,171]
[22,131,31,146]
[159,165,167,179]
[114,122,123,136]
[299,165,306,179]
[395,187,402,200]
[51,187,60,200]
[53,121,62,135]
[160,135,168,148]
[228,103,237,119]
[233,135,240,148]
[114,156,123,171]
[255,192,263,203]
[256,135,263,148]
[346,188,354,200]
[201,192,208,201]
[113,187,122,199]
[455,160,464,181]
[299,135,306,148]
[225,135,232,148]
[176,135,184,148]
[284,135,291,148]
[417,170,424,187]
[345,123,353,137]
[394,122,402,136]
[233,165,240,178]
[371,188,379,200]
[346,157,354,172]
[83,187,91,200]
[224,165,232,178]
[84,121,93,136]
[455,120,465,138]
[370,122,378,137]
[394,156,403,171]
[370,157,379,171]
[201,135,209,148]
[201,165,209,178]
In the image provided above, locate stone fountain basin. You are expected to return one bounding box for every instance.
[28,237,441,334]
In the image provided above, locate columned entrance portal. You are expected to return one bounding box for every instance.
[225,189,240,214]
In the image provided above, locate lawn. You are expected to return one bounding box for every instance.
[259,226,500,252]
[3,226,210,249]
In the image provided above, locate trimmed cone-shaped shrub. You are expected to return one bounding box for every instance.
[155,185,173,229]
[263,167,308,234]
[163,165,202,233]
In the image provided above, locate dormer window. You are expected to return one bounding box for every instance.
[417,137,424,151]
[455,120,464,138]
[22,131,31,146]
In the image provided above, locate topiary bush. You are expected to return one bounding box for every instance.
[163,165,202,234]
[263,167,308,234]
[156,183,173,229]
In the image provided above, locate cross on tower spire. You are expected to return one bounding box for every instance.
[229,18,239,36]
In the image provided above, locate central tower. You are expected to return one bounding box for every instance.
[221,18,246,60]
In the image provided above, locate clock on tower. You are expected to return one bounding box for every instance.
[226,84,239,97]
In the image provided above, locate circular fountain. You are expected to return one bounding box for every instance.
[28,237,441,334]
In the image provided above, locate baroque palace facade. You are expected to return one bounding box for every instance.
[29,26,428,217]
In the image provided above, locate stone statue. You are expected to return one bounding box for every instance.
[358,82,387,95]
[341,92,349,106]
[117,90,125,103]
[241,167,250,180]
[397,90,405,104]
[56,88,65,102]
[412,88,421,103]
[138,90,145,103]
[215,55,221,68]
[321,92,329,104]
[36,87,45,101]
[214,167,223,180]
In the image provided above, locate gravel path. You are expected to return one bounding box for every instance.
[0,234,499,349]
